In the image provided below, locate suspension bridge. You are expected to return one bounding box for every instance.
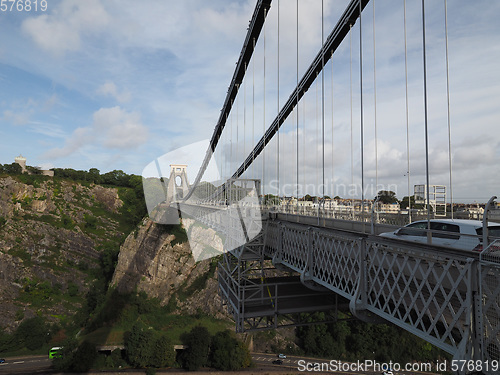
[146,0,500,373]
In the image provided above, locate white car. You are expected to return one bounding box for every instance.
[379,219,500,251]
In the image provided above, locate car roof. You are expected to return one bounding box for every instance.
[411,219,500,227]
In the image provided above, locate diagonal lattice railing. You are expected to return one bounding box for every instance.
[263,217,500,370]
[363,240,474,356]
[480,239,500,366]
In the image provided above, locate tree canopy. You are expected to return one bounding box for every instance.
[375,190,398,204]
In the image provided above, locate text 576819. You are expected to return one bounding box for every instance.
[0,0,47,12]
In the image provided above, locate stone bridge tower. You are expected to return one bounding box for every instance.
[166,164,190,202]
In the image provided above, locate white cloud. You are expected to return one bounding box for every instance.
[96,81,131,103]
[21,0,109,56]
[43,106,147,159]
[42,127,94,159]
[93,106,147,149]
[2,109,31,126]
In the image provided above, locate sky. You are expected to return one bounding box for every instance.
[1,0,499,203]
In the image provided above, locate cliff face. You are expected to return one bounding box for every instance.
[0,176,125,332]
[111,217,225,318]
[0,174,228,333]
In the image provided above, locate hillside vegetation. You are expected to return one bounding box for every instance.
[0,165,146,337]
[0,164,251,372]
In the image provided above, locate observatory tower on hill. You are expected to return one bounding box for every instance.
[14,154,27,173]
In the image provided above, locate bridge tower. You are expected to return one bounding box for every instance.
[166,164,190,202]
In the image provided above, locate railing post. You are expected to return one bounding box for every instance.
[483,195,497,249]
[349,238,385,324]
[453,258,477,374]
[471,259,483,362]
[350,238,367,314]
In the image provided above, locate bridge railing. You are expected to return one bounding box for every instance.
[263,216,499,369]
[480,239,500,365]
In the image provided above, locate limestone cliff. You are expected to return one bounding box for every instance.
[0,175,127,332]
[111,217,226,319]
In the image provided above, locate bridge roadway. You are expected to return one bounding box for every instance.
[175,202,500,373]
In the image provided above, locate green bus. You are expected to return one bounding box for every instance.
[48,347,63,359]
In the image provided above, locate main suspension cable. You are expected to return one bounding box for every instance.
[277,0,280,201]
[296,0,300,207]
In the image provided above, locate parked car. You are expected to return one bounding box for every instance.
[473,227,500,251]
[0,358,5,363]
[379,219,500,251]
[272,359,283,365]
[278,353,286,359]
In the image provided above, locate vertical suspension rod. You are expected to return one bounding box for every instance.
[185,0,273,200]
[422,0,432,225]
[230,0,370,182]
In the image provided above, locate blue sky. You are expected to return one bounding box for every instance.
[1,0,255,173]
[1,0,499,203]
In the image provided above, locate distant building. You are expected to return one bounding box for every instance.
[14,155,54,177]
[380,203,400,214]
[14,154,27,173]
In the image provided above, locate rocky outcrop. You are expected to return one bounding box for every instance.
[112,218,195,300]
[111,217,226,318]
[0,176,126,332]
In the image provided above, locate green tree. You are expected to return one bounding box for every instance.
[124,321,174,369]
[26,166,42,175]
[150,334,175,368]
[67,282,79,297]
[84,213,98,230]
[3,163,22,175]
[400,195,425,210]
[101,170,129,186]
[70,341,97,372]
[13,316,48,350]
[100,244,120,283]
[263,194,279,205]
[88,168,101,184]
[0,329,13,353]
[180,326,211,370]
[125,321,154,367]
[209,330,251,371]
[375,190,398,204]
[52,338,79,372]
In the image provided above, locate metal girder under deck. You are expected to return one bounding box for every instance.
[218,226,342,332]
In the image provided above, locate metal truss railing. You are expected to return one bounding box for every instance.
[480,239,500,366]
[187,201,499,371]
[264,218,500,373]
